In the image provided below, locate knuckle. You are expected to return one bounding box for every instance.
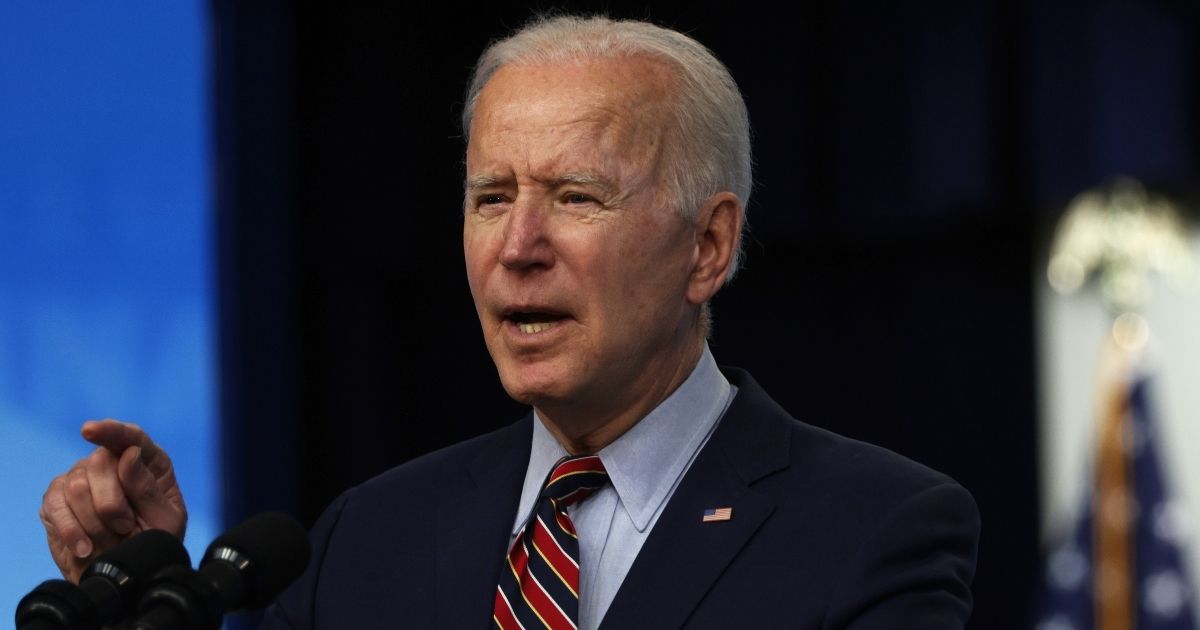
[42,478,61,503]
[65,470,90,500]
[61,523,83,541]
[93,496,127,521]
[50,514,82,541]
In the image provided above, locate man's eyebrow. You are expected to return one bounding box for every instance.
[465,175,505,191]
[466,172,617,193]
[552,172,616,193]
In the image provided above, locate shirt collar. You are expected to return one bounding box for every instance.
[512,344,732,534]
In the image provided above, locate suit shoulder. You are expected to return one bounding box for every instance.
[723,367,967,505]
[786,417,964,500]
[344,415,531,505]
[791,421,980,627]
[760,415,979,570]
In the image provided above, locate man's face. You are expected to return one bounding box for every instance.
[463,57,702,423]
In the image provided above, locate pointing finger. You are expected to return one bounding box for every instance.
[81,419,173,478]
[81,419,149,452]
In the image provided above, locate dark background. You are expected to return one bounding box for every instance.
[211,2,1199,628]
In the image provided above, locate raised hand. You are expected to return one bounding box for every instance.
[39,419,188,582]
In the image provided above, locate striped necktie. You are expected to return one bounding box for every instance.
[494,455,609,630]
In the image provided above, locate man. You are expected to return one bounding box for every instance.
[39,15,979,629]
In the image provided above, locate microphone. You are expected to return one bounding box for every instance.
[15,529,191,630]
[130,512,311,630]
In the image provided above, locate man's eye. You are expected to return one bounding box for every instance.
[563,193,594,204]
[471,194,508,218]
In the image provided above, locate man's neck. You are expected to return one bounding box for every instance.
[536,341,706,454]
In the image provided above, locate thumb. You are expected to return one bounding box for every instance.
[116,446,184,534]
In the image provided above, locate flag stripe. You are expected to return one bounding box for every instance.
[702,507,732,522]
[1034,368,1199,630]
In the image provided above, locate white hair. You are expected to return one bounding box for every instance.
[462,15,752,280]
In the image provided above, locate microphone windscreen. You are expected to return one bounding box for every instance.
[202,512,311,609]
[84,529,191,584]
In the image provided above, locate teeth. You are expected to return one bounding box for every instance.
[517,321,558,334]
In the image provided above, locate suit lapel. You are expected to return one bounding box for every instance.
[600,369,791,629]
[435,417,532,629]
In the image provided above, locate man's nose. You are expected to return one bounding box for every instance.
[499,198,554,270]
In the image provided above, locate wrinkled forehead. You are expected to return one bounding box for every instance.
[467,56,678,163]
[470,56,681,139]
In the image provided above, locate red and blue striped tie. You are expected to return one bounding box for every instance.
[494,455,609,630]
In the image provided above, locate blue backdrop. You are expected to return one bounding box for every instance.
[0,3,217,615]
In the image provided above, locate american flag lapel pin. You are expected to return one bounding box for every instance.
[702,507,733,522]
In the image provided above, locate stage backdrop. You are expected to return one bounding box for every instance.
[0,2,218,616]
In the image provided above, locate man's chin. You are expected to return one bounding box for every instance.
[496,365,577,409]
[499,381,565,408]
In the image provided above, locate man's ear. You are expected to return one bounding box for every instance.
[687,192,742,306]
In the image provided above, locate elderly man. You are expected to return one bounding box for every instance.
[40,15,979,629]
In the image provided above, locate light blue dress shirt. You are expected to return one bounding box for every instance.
[509,344,736,630]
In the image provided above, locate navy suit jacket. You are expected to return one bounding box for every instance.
[262,368,980,629]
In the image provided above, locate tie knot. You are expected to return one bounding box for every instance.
[540,455,608,507]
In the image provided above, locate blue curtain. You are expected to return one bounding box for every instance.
[0,2,217,615]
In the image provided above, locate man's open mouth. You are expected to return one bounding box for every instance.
[506,311,568,334]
